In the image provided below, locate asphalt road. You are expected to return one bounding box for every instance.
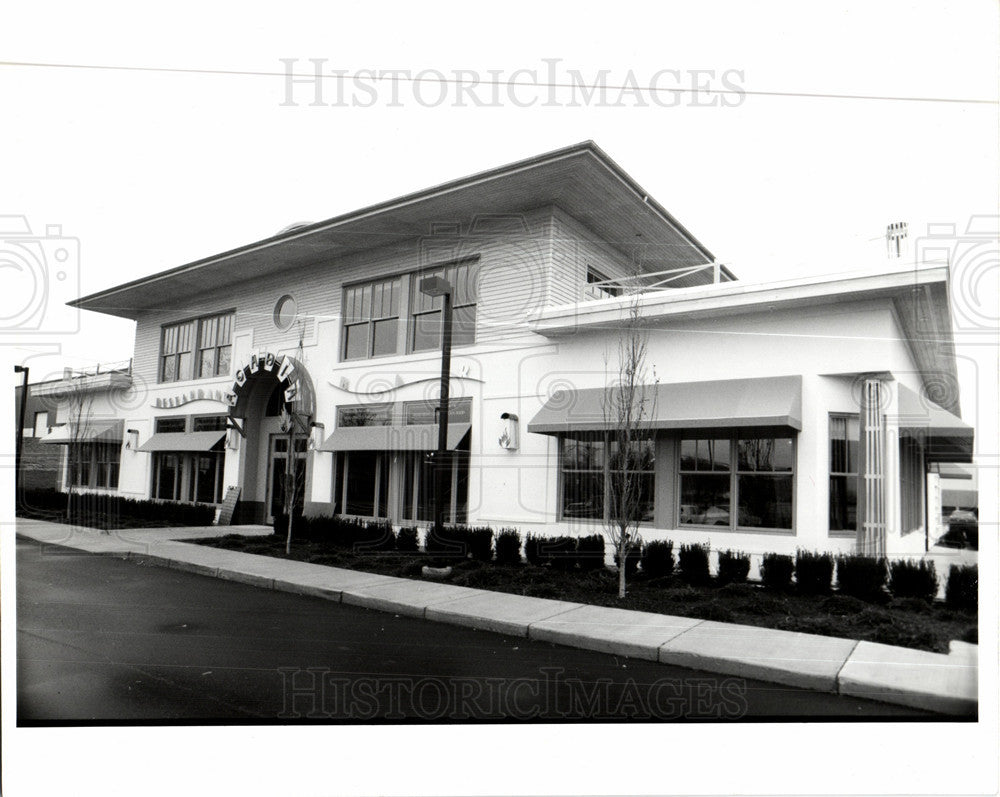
[16,537,934,723]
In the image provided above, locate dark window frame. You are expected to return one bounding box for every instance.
[159,311,235,384]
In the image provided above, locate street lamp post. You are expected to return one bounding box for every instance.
[14,365,29,504]
[419,275,454,551]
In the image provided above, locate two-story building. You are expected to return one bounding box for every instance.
[41,141,973,559]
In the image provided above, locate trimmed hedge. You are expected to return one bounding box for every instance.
[716,550,751,585]
[835,555,888,601]
[888,559,938,601]
[295,515,396,551]
[641,540,674,578]
[678,543,711,585]
[945,564,978,611]
[795,550,834,594]
[760,553,794,590]
[577,534,606,571]
[425,525,494,561]
[494,528,522,565]
[18,488,217,528]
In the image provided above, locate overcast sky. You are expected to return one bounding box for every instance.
[2,1,999,793]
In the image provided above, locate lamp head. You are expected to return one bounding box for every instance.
[419,275,453,297]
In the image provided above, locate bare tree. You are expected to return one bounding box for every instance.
[602,296,657,599]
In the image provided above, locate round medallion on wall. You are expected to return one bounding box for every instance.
[273,294,298,331]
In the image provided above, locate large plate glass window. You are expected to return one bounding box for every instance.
[680,434,794,531]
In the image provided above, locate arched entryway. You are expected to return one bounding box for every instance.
[226,352,316,523]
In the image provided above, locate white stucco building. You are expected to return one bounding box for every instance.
[39,142,974,558]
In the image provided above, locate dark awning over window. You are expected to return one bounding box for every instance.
[527,376,802,435]
[320,423,471,452]
[137,431,227,452]
[38,419,124,445]
[897,384,973,463]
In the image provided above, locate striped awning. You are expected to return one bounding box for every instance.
[137,431,227,452]
[528,376,802,434]
[38,419,124,445]
[320,423,471,452]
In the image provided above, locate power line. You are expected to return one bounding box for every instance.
[0,60,995,105]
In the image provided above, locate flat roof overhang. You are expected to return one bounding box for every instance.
[530,264,963,416]
[70,142,730,319]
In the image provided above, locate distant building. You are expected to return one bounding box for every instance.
[29,142,975,556]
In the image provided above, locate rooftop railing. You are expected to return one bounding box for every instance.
[584,262,732,299]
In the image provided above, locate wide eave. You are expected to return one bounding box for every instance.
[71,142,726,319]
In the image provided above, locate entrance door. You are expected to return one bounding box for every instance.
[266,434,308,522]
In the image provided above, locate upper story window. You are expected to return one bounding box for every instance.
[160,312,234,383]
[410,259,479,352]
[585,267,623,300]
[343,278,401,360]
[340,258,480,362]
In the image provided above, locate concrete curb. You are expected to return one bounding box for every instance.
[14,521,978,716]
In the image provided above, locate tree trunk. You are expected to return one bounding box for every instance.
[618,528,627,599]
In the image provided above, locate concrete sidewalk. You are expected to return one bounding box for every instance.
[12,518,978,716]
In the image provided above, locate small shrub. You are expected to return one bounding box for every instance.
[548,536,579,572]
[524,534,546,566]
[835,555,887,601]
[716,549,751,585]
[888,559,938,601]
[494,528,522,565]
[760,553,794,590]
[460,526,495,562]
[641,540,674,578]
[945,564,977,611]
[396,526,419,552]
[525,535,577,569]
[577,534,606,571]
[795,550,834,594]
[678,543,711,585]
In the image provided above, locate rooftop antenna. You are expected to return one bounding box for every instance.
[886,221,908,258]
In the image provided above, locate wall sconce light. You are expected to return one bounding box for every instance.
[126,429,139,449]
[309,421,325,451]
[498,412,519,450]
[227,428,241,451]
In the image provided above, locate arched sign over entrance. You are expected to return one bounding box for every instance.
[226,351,316,430]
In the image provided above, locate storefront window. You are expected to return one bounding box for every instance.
[680,434,794,531]
[560,434,654,523]
[829,415,858,535]
[69,442,120,490]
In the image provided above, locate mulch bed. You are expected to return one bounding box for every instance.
[195,533,977,654]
